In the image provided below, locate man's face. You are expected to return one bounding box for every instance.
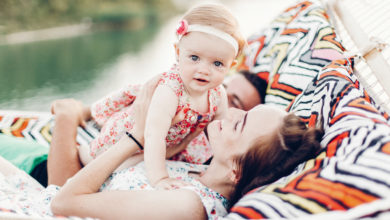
[224,74,262,111]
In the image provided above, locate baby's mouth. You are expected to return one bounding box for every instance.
[195,78,209,83]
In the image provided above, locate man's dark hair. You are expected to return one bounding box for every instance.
[240,70,267,104]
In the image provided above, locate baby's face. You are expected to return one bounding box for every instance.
[176,32,236,96]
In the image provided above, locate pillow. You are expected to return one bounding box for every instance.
[238,0,345,109]
[0,134,48,174]
[0,112,101,173]
[226,58,390,218]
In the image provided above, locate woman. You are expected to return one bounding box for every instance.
[47,76,322,219]
[0,78,322,219]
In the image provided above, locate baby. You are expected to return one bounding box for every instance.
[81,4,246,189]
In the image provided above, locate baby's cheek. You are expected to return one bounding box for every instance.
[214,74,225,85]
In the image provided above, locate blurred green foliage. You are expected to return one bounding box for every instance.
[0,0,177,34]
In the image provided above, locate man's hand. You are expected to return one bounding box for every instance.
[131,75,161,142]
[50,99,91,127]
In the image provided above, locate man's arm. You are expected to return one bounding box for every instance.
[48,99,86,186]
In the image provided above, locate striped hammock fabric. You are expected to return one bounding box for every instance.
[0,110,100,147]
[227,0,390,219]
[328,0,390,113]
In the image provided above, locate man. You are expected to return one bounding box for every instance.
[225,70,267,110]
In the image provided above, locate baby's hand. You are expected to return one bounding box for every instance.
[154,177,190,190]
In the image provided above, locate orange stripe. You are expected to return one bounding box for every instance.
[11,119,29,137]
[382,143,390,154]
[348,98,379,113]
[326,131,349,157]
[257,72,269,82]
[308,113,318,128]
[282,28,308,35]
[284,1,312,24]
[252,36,266,68]
[321,32,344,51]
[230,206,264,219]
[270,74,302,95]
[327,59,348,68]
[283,172,378,209]
[319,70,353,83]
[302,173,378,205]
[330,112,389,126]
[329,83,354,118]
[363,90,371,103]
[383,112,389,120]
[283,176,345,210]
[286,100,294,112]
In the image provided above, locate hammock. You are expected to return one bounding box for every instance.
[328,0,390,113]
[1,0,390,219]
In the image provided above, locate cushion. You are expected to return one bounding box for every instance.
[238,0,345,109]
[226,58,390,218]
[0,134,48,173]
[0,111,100,173]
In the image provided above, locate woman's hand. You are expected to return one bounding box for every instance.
[131,75,161,142]
[51,99,91,127]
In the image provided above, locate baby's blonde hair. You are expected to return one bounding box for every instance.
[182,4,246,57]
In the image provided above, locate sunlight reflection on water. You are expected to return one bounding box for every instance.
[0,0,294,111]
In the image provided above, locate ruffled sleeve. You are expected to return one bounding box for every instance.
[91,84,141,126]
[158,69,183,97]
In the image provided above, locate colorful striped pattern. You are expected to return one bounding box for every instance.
[0,111,100,147]
[226,59,390,219]
[239,0,345,109]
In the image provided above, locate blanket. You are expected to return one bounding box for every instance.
[226,59,390,219]
[0,110,99,174]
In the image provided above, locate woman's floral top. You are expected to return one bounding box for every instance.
[0,161,228,219]
[102,161,228,219]
[89,64,221,164]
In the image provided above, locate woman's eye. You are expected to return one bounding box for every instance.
[214,61,223,67]
[191,55,199,61]
[234,120,241,131]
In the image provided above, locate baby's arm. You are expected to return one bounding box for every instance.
[213,86,229,120]
[144,85,184,188]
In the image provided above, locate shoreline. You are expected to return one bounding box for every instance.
[0,23,92,46]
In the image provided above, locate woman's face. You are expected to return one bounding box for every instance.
[208,105,287,162]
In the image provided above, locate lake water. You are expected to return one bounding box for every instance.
[0,0,294,112]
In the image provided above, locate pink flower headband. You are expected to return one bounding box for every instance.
[176,19,239,56]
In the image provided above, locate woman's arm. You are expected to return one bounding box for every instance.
[51,81,206,220]
[52,125,206,219]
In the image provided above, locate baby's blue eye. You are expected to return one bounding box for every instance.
[214,61,223,67]
[191,55,199,61]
